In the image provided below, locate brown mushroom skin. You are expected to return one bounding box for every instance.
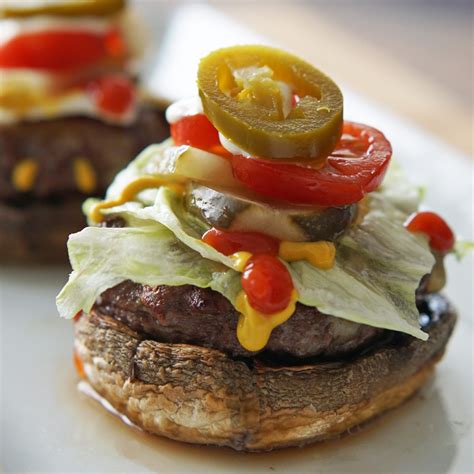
[74,302,456,451]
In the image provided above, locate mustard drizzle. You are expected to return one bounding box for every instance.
[89,177,185,223]
[227,243,336,351]
[89,174,337,353]
[236,289,299,352]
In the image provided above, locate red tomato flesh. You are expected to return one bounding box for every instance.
[88,75,135,116]
[405,211,455,252]
[202,228,280,256]
[0,30,124,71]
[232,122,392,206]
[242,254,293,314]
[171,114,221,151]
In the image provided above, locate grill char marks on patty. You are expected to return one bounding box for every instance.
[94,281,385,359]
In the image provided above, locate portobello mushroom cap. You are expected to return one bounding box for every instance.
[74,302,456,451]
[185,183,357,242]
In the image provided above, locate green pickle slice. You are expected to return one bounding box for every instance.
[0,0,126,17]
[198,45,343,160]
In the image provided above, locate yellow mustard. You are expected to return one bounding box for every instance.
[12,159,38,192]
[229,251,252,271]
[236,289,299,352]
[279,240,336,269]
[90,176,185,223]
[73,158,97,194]
[201,234,337,352]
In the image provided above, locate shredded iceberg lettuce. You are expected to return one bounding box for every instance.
[57,224,241,320]
[57,148,435,340]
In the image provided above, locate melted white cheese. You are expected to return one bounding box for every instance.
[218,132,252,157]
[165,96,204,124]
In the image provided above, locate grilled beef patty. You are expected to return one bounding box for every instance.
[94,281,386,359]
[0,196,86,263]
[0,106,168,262]
[0,106,168,201]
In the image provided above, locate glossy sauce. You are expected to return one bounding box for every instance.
[202,228,280,256]
[202,227,336,351]
[405,211,455,252]
[279,240,336,269]
[236,289,298,351]
[91,178,336,352]
[90,177,185,223]
[229,251,252,271]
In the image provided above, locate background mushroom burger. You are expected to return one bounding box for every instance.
[0,0,168,263]
[58,45,459,451]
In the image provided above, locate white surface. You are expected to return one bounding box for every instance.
[1,4,473,473]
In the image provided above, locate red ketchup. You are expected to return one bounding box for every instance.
[405,211,455,253]
[241,254,293,313]
[202,228,294,314]
[72,310,83,321]
[202,228,279,256]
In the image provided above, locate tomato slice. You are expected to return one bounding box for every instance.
[242,254,293,314]
[232,122,392,206]
[0,30,125,71]
[171,114,223,152]
[88,75,135,116]
[405,211,455,252]
[202,228,280,256]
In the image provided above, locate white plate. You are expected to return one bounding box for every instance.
[1,5,472,473]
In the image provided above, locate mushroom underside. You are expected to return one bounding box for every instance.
[74,306,456,451]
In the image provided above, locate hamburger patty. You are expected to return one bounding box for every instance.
[0,106,168,200]
[0,196,86,263]
[94,281,385,359]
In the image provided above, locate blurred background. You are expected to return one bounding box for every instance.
[135,0,473,157]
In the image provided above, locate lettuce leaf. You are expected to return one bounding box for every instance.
[378,160,422,214]
[56,224,241,320]
[57,155,435,340]
[292,192,433,339]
